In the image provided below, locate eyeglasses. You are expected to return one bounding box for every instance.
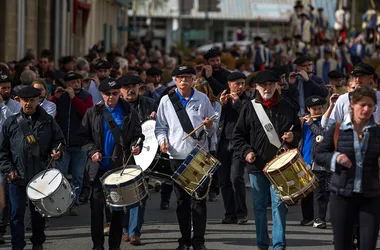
[233,81,245,86]
[103,91,120,97]
[176,75,193,80]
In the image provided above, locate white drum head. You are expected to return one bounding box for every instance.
[104,167,142,185]
[134,120,158,171]
[27,169,63,200]
[266,149,298,172]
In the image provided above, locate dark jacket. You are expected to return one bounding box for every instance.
[296,75,328,110]
[53,90,93,147]
[280,81,300,111]
[203,68,230,96]
[232,91,301,172]
[136,95,158,122]
[78,99,144,180]
[315,122,380,197]
[0,106,65,185]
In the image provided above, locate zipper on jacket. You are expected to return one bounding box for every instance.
[67,100,72,146]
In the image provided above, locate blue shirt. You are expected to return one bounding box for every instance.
[302,122,313,165]
[100,103,124,168]
[176,88,194,108]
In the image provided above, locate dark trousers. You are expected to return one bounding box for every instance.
[217,139,247,219]
[209,151,219,195]
[301,171,331,221]
[80,158,91,199]
[161,182,173,203]
[171,159,207,247]
[330,194,380,250]
[9,183,45,250]
[0,181,9,235]
[90,172,123,249]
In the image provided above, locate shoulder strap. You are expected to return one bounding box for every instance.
[251,100,282,148]
[334,122,342,152]
[101,106,123,145]
[16,115,40,158]
[168,92,197,140]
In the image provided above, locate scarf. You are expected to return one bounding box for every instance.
[261,95,277,109]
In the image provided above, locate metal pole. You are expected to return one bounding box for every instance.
[54,0,60,66]
[61,0,67,57]
[205,0,209,44]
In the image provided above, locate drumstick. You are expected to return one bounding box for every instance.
[120,138,142,176]
[182,114,217,141]
[41,143,62,179]
[275,125,294,155]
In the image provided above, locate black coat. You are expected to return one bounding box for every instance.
[0,106,65,185]
[232,91,301,172]
[136,95,158,122]
[203,68,230,96]
[78,99,144,180]
[315,122,380,197]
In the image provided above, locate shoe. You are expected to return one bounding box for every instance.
[32,245,43,250]
[208,192,218,202]
[122,232,129,242]
[160,202,170,210]
[79,194,88,204]
[0,234,5,244]
[221,217,237,224]
[130,236,141,246]
[300,219,313,226]
[104,223,110,236]
[69,206,79,216]
[237,217,248,225]
[175,245,191,250]
[45,218,49,229]
[26,216,32,231]
[313,218,327,229]
[92,248,104,250]
[193,245,207,250]
[109,248,120,250]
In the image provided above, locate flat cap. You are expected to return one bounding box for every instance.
[227,72,247,82]
[293,56,312,65]
[17,85,41,99]
[61,56,74,65]
[146,67,163,76]
[299,12,308,17]
[253,36,263,41]
[254,70,280,83]
[317,7,324,11]
[203,48,222,60]
[63,71,83,82]
[12,84,27,96]
[0,72,11,83]
[328,70,344,79]
[272,65,290,76]
[118,75,142,86]
[95,60,112,70]
[172,65,196,76]
[98,78,121,92]
[305,95,326,107]
[351,63,375,75]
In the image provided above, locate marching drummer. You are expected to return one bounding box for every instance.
[155,65,216,250]
[232,70,301,250]
[0,85,65,250]
[79,78,144,250]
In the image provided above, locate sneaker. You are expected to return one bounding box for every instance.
[122,232,129,242]
[208,192,218,202]
[221,217,237,224]
[69,206,79,216]
[130,236,141,246]
[237,217,248,225]
[300,219,314,226]
[104,223,110,236]
[313,218,327,229]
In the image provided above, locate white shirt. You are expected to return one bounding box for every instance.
[0,99,21,132]
[40,98,57,117]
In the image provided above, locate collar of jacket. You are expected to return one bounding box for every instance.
[20,105,50,124]
[253,89,282,105]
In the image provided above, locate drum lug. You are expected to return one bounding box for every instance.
[49,197,55,203]
[56,207,62,213]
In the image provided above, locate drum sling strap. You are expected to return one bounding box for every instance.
[17,115,40,158]
[168,92,204,140]
[102,106,123,146]
[251,100,282,148]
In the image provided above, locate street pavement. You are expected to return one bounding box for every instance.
[0,188,378,250]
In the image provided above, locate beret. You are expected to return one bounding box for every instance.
[254,70,280,83]
[328,70,344,79]
[227,72,247,82]
[172,65,196,76]
[305,95,326,107]
[118,75,142,86]
[253,36,263,41]
[203,48,222,60]
[61,56,74,65]
[95,60,112,70]
[0,72,10,83]
[63,71,83,81]
[351,63,375,75]
[293,56,312,65]
[272,66,290,76]
[17,85,41,98]
[98,78,121,92]
[146,67,163,76]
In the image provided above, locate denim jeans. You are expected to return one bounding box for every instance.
[123,200,146,237]
[0,181,9,235]
[249,172,286,250]
[9,184,45,250]
[55,147,87,204]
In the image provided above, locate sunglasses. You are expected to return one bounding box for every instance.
[103,91,120,96]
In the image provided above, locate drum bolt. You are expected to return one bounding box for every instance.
[193,171,199,176]
[49,197,55,203]
[56,207,62,213]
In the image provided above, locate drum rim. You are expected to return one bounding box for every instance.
[107,194,148,210]
[102,166,144,188]
[27,169,64,201]
[264,149,299,173]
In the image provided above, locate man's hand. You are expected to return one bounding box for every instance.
[229,92,239,104]
[203,65,213,78]
[203,117,213,129]
[330,93,340,107]
[160,140,169,153]
[7,171,18,182]
[66,87,75,99]
[146,83,155,93]
[51,149,61,160]
[282,132,294,143]
[150,111,157,120]
[54,87,65,99]
[298,70,309,81]
[245,152,256,163]
[91,152,102,162]
[220,90,229,105]
[337,154,352,168]
[131,146,141,155]
[288,72,297,84]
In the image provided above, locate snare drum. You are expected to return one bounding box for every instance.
[171,145,221,198]
[264,149,318,205]
[27,169,75,217]
[101,165,148,210]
